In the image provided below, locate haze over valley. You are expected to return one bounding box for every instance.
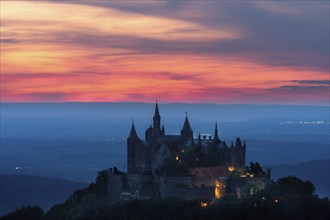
[1,102,329,214]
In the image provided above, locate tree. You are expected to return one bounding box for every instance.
[1,206,44,220]
[247,161,263,175]
[276,176,315,196]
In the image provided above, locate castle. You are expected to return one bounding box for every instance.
[109,102,271,200]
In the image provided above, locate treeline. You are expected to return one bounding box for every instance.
[1,175,330,220]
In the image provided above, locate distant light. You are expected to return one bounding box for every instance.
[228,166,235,172]
[199,202,208,208]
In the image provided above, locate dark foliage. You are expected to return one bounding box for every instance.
[246,161,264,175]
[0,205,44,220]
[3,175,330,220]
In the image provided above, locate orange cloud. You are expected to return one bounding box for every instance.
[1,1,328,105]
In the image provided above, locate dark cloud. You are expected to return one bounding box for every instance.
[64,1,329,72]
[267,85,329,93]
[148,72,201,81]
[1,71,109,80]
[1,38,19,44]
[291,80,330,85]
[5,0,330,72]
[34,25,326,73]
[19,92,79,102]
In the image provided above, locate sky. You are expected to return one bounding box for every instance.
[1,1,329,105]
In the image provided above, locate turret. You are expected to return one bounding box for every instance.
[180,112,193,142]
[128,120,139,141]
[235,137,242,147]
[214,122,220,144]
[127,120,140,174]
[153,101,161,131]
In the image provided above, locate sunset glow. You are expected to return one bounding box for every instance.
[1,1,329,104]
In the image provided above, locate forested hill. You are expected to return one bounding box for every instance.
[1,173,329,220]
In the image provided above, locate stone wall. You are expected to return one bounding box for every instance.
[190,166,229,177]
[126,174,153,191]
[159,176,218,200]
[108,174,124,196]
[246,176,270,191]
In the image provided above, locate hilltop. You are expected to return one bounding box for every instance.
[1,172,329,220]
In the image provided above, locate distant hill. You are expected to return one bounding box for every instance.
[269,159,330,198]
[0,175,87,216]
[1,102,328,123]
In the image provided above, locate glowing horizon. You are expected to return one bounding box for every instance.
[1,1,329,105]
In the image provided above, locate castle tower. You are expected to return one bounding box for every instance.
[233,137,246,171]
[127,121,140,173]
[128,121,138,140]
[153,101,161,132]
[180,112,193,142]
[235,137,242,147]
[214,122,220,144]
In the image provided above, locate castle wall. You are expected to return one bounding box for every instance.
[126,174,153,191]
[246,176,271,191]
[191,176,215,188]
[108,174,125,196]
[158,175,227,200]
[190,166,229,177]
[159,176,214,200]
[170,187,214,200]
[227,177,246,195]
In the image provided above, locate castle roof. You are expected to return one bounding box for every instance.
[128,121,139,139]
[154,101,160,119]
[181,114,192,132]
[163,135,181,142]
[214,122,220,143]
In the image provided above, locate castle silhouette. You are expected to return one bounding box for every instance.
[108,102,270,200]
[127,102,246,175]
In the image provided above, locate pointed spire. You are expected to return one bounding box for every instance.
[181,112,193,141]
[243,141,246,148]
[154,100,160,118]
[128,120,138,139]
[153,100,161,131]
[214,122,220,143]
[231,141,234,148]
[181,112,192,132]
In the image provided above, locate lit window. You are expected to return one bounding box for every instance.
[228,166,235,172]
